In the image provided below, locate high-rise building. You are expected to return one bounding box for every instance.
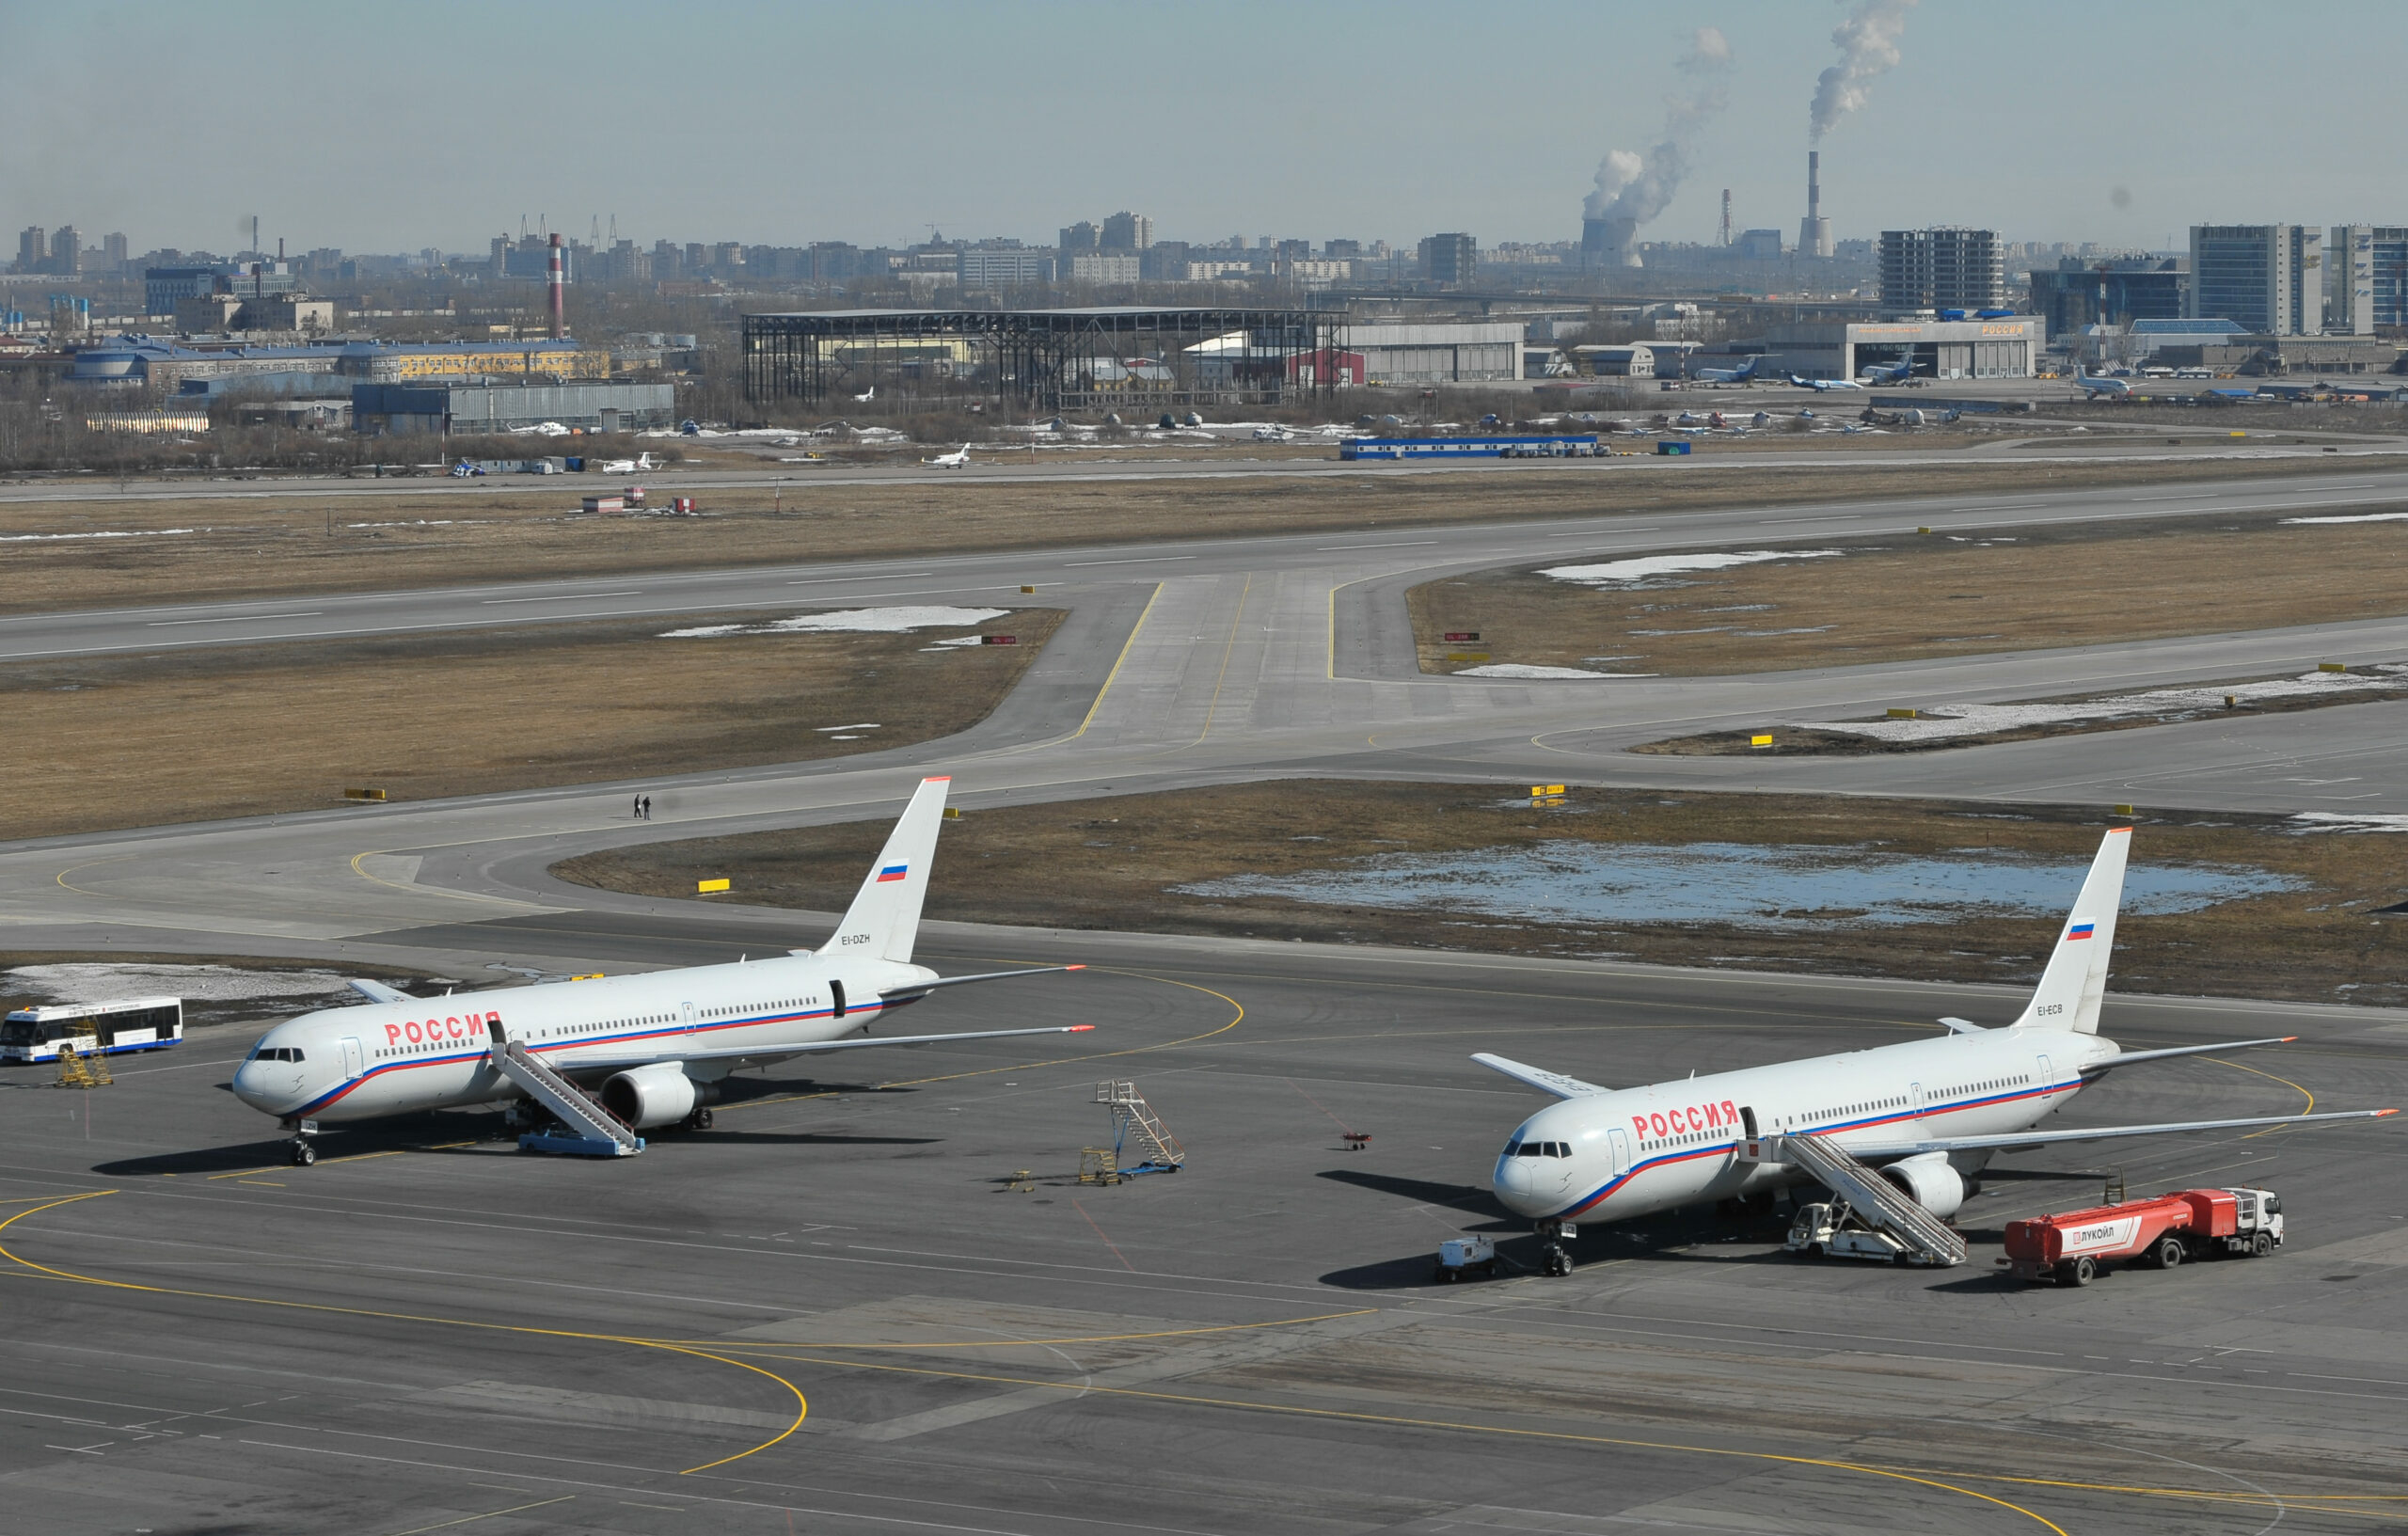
[49,226,81,275]
[15,226,41,274]
[1058,221,1100,252]
[1100,211,1151,250]
[1419,232,1478,284]
[2323,225,2399,335]
[2189,225,2322,335]
[1878,228,2004,312]
[102,232,128,272]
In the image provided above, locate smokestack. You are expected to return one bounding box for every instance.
[547,231,565,340]
[1798,150,1832,259]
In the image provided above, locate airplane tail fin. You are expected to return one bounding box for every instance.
[820,777,951,965]
[2009,827,2131,1035]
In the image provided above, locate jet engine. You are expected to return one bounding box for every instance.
[600,1063,714,1130]
[1877,1152,1966,1219]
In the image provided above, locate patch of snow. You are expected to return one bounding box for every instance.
[2290,812,2408,833]
[1454,664,1656,679]
[1806,668,2408,743]
[662,606,1008,639]
[2284,512,2408,525]
[0,527,198,543]
[1540,549,1844,585]
[3,962,359,1004]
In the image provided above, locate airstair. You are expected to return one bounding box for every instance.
[1096,1081,1184,1177]
[1769,1132,1965,1268]
[486,1022,643,1157]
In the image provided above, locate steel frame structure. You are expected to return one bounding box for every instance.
[742,306,1343,410]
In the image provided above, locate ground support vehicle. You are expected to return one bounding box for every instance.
[2004,1187,2284,1287]
[1786,1201,1928,1264]
[1434,1235,1497,1282]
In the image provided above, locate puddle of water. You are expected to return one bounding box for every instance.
[1172,842,2303,930]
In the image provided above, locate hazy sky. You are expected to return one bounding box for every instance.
[8,1,2403,257]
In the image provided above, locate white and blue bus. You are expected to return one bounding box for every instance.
[1,996,184,1062]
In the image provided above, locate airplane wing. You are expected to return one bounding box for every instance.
[558,1022,1095,1076]
[1846,1106,2394,1160]
[1471,1053,1611,1099]
[349,978,411,1005]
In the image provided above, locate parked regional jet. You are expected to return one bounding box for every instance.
[1787,372,1864,392]
[1858,357,1915,385]
[1479,828,2395,1274]
[2073,365,2134,399]
[926,444,973,468]
[231,778,1088,1164]
[1692,356,1761,385]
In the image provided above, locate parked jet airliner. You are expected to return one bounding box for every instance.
[1479,829,2395,1272]
[231,778,1087,1164]
[2073,365,2134,399]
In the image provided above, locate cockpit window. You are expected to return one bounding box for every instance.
[252,1047,306,1063]
[1502,1139,1522,1157]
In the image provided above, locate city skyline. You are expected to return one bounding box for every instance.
[6,1,2404,258]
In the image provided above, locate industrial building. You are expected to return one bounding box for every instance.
[2189,225,2323,336]
[145,261,299,317]
[1878,228,2004,314]
[2028,256,2187,339]
[173,294,336,334]
[1344,322,1523,384]
[352,381,673,436]
[67,338,609,392]
[1750,314,2042,381]
[1572,343,1656,378]
[746,305,1341,409]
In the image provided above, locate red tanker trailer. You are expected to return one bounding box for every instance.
[2004,1186,2284,1287]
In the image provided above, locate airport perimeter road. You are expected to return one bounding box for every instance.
[2,927,2401,1535]
[8,467,2408,951]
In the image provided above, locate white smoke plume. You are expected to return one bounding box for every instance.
[1811,0,1916,141]
[1582,27,1735,227]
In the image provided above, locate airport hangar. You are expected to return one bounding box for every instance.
[741,305,1524,410]
[1741,312,2045,381]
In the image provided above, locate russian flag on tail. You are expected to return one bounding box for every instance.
[876,863,910,883]
[2065,922,2096,941]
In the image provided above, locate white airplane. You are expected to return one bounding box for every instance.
[2073,365,2134,399]
[1481,828,2395,1274]
[231,778,1090,1164]
[853,386,877,404]
[1691,356,1761,385]
[595,452,660,474]
[925,444,973,468]
[1858,357,1915,385]
[1787,372,1864,392]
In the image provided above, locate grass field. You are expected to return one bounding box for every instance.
[552,780,2408,1007]
[1409,504,2408,676]
[0,454,2381,616]
[12,608,1056,839]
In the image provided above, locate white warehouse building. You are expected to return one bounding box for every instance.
[1338,323,1524,385]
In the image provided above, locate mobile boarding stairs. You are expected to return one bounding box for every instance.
[486,1021,644,1157]
[1748,1132,1966,1268]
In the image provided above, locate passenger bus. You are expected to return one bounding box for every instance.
[1340,434,1601,461]
[1,997,184,1062]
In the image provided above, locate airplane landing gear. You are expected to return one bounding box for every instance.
[683,1108,715,1132]
[1536,1217,1576,1277]
[282,1117,322,1166]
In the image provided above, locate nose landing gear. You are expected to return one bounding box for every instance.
[281,1117,322,1167]
[1537,1217,1576,1277]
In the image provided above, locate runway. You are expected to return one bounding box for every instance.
[8,467,2408,954]
[8,463,2408,1531]
[4,925,2402,1535]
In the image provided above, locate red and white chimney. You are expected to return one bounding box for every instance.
[547,232,565,340]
